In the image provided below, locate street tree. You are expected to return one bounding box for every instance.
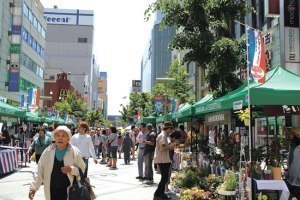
[85,109,104,126]
[54,91,88,118]
[145,0,250,97]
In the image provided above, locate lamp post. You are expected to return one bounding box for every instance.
[156,78,175,122]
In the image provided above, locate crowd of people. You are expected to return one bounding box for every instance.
[0,120,189,200]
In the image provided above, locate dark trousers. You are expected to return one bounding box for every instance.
[154,162,171,197]
[36,154,41,164]
[50,186,68,200]
[82,158,89,179]
[124,149,131,164]
[144,152,154,180]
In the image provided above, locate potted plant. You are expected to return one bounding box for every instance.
[269,135,282,180]
[235,107,259,126]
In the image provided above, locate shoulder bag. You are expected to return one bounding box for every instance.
[68,167,91,200]
[107,134,116,147]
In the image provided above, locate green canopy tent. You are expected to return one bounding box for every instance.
[156,113,172,123]
[193,67,300,115]
[25,112,42,123]
[172,102,193,123]
[138,112,158,124]
[0,101,26,118]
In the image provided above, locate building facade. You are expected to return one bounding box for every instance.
[141,11,176,92]
[43,8,97,109]
[0,0,46,106]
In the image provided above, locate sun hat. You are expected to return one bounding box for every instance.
[53,126,72,139]
[163,121,174,130]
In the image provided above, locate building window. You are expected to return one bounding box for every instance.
[78,37,88,43]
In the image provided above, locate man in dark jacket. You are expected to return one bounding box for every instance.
[1,125,11,146]
[143,123,156,184]
[122,132,133,164]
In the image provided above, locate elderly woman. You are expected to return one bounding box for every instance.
[29,126,85,200]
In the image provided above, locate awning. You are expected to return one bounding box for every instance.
[156,113,172,123]
[0,101,26,118]
[194,67,300,115]
[172,103,193,123]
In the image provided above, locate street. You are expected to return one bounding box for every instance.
[0,158,179,200]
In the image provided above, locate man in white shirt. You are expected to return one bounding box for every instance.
[70,121,98,178]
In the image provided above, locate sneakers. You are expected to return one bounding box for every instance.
[144,180,154,184]
[136,176,143,180]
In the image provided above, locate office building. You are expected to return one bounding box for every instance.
[141,11,176,92]
[0,0,46,105]
[44,7,98,109]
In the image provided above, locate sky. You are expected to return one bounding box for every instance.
[40,0,155,115]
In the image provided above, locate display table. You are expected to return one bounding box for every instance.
[217,188,236,200]
[0,149,18,174]
[255,179,290,200]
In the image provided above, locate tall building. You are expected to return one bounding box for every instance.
[43,7,98,109]
[141,11,176,92]
[0,0,46,105]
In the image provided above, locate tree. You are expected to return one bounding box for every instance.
[119,92,154,124]
[85,109,104,126]
[54,91,88,118]
[153,59,194,103]
[146,0,251,97]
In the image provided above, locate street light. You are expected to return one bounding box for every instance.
[156,77,175,122]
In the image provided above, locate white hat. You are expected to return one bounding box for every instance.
[43,123,49,128]
[53,126,72,139]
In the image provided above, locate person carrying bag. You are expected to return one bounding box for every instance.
[69,167,91,200]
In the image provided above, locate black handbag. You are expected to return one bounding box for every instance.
[68,167,91,200]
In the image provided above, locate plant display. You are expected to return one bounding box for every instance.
[257,192,268,200]
[180,187,212,200]
[200,174,223,192]
[235,107,259,121]
[173,166,210,189]
[219,171,237,191]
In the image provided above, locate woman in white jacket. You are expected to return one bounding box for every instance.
[29,126,85,200]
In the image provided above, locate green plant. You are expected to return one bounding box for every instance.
[180,187,212,200]
[222,171,237,191]
[235,107,259,121]
[269,135,281,167]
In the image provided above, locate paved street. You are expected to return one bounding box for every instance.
[0,158,179,200]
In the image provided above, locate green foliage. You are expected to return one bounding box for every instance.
[119,92,154,123]
[174,166,210,189]
[85,109,103,126]
[222,171,237,191]
[145,0,251,97]
[54,91,88,118]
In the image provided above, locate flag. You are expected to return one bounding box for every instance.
[247,28,266,83]
[72,116,76,123]
[154,95,164,113]
[171,98,179,113]
[55,110,60,121]
[65,114,70,124]
[137,110,142,120]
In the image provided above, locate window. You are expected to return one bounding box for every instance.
[32,39,37,50]
[33,16,38,28]
[36,44,41,54]
[41,28,45,38]
[22,28,28,41]
[28,10,33,22]
[49,75,55,80]
[27,34,32,46]
[23,3,29,17]
[78,37,88,43]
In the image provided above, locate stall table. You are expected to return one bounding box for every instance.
[0,148,18,174]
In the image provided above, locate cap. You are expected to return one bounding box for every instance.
[53,126,72,139]
[146,123,153,128]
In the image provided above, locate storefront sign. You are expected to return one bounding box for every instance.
[233,100,243,110]
[10,44,20,54]
[284,0,299,27]
[8,64,20,92]
[205,110,231,125]
[1,116,19,123]
[196,102,221,114]
[284,27,300,62]
[44,9,94,26]
[12,25,21,35]
[263,105,300,116]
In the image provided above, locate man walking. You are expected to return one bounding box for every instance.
[136,123,147,180]
[143,123,156,184]
[153,122,175,200]
[70,121,98,178]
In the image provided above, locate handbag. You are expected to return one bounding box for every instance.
[107,134,116,147]
[68,167,91,200]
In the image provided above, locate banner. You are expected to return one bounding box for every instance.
[65,114,71,124]
[46,109,53,118]
[20,94,27,110]
[171,98,180,113]
[27,88,40,111]
[54,110,60,121]
[8,64,20,92]
[154,95,164,113]
[247,28,266,83]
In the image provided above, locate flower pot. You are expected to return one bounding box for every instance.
[272,167,281,180]
[263,170,272,180]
